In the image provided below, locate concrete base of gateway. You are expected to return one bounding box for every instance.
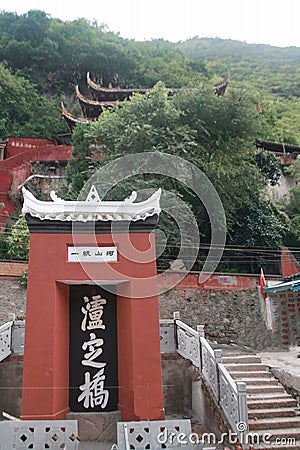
[67,410,121,442]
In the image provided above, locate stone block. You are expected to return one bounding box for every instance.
[67,410,121,442]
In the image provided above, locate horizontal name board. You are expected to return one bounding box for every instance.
[68,246,117,262]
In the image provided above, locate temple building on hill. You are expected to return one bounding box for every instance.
[62,71,231,132]
[214,71,230,96]
[256,138,300,165]
[62,72,154,132]
[87,72,153,101]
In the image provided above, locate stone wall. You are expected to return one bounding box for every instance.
[0,280,26,324]
[161,353,198,416]
[0,356,23,419]
[159,288,282,350]
[0,281,286,350]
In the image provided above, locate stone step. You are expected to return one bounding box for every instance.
[247,395,297,408]
[236,378,279,386]
[248,408,297,419]
[231,370,272,379]
[222,355,262,364]
[223,353,300,449]
[249,416,300,430]
[246,385,285,394]
[224,363,267,372]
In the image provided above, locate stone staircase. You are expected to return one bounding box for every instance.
[223,354,300,450]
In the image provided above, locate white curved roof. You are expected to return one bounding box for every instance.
[22,185,161,222]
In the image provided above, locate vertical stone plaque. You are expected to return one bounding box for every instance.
[69,285,118,412]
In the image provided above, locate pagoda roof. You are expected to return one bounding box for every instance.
[87,72,153,96]
[255,138,300,154]
[75,85,117,108]
[61,102,93,132]
[214,72,230,96]
[22,185,161,222]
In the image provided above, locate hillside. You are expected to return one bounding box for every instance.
[178,37,300,144]
[0,10,207,139]
[1,12,300,274]
[1,12,300,144]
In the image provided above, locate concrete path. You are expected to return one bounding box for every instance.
[219,343,300,392]
[257,346,300,376]
[257,345,300,392]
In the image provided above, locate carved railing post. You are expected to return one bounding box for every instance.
[196,325,204,370]
[173,311,180,321]
[165,317,249,445]
[173,311,180,349]
[196,324,205,338]
[214,349,222,402]
[8,313,16,322]
[214,349,222,364]
[12,320,25,355]
[237,381,248,448]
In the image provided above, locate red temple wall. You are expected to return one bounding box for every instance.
[0,139,72,229]
[5,137,56,159]
[281,247,300,277]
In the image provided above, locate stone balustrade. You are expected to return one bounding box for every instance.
[159,312,249,443]
[1,313,248,445]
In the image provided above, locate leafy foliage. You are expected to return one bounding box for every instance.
[230,198,289,248]
[254,150,281,186]
[64,84,283,262]
[1,11,300,272]
[0,10,207,95]
[7,215,30,261]
[0,62,64,139]
[19,269,28,288]
[0,10,209,139]
[179,37,300,144]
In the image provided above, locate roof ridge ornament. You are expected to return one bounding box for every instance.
[22,186,161,222]
[86,185,101,203]
[50,191,64,203]
[124,191,137,203]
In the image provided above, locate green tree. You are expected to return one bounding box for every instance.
[7,215,29,261]
[64,121,96,197]
[254,150,281,186]
[0,63,65,139]
[63,83,281,264]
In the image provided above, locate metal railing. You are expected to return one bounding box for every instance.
[159,312,249,444]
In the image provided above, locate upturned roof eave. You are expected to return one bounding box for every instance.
[22,186,161,222]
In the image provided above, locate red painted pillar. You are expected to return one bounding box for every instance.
[21,234,70,420]
[117,287,164,420]
[116,230,164,420]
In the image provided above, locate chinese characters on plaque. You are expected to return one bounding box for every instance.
[69,286,118,413]
[78,295,109,409]
[68,246,117,262]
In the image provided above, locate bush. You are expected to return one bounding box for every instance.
[7,215,29,261]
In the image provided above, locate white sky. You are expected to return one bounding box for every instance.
[1,0,300,48]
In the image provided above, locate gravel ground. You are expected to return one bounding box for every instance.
[0,280,26,324]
